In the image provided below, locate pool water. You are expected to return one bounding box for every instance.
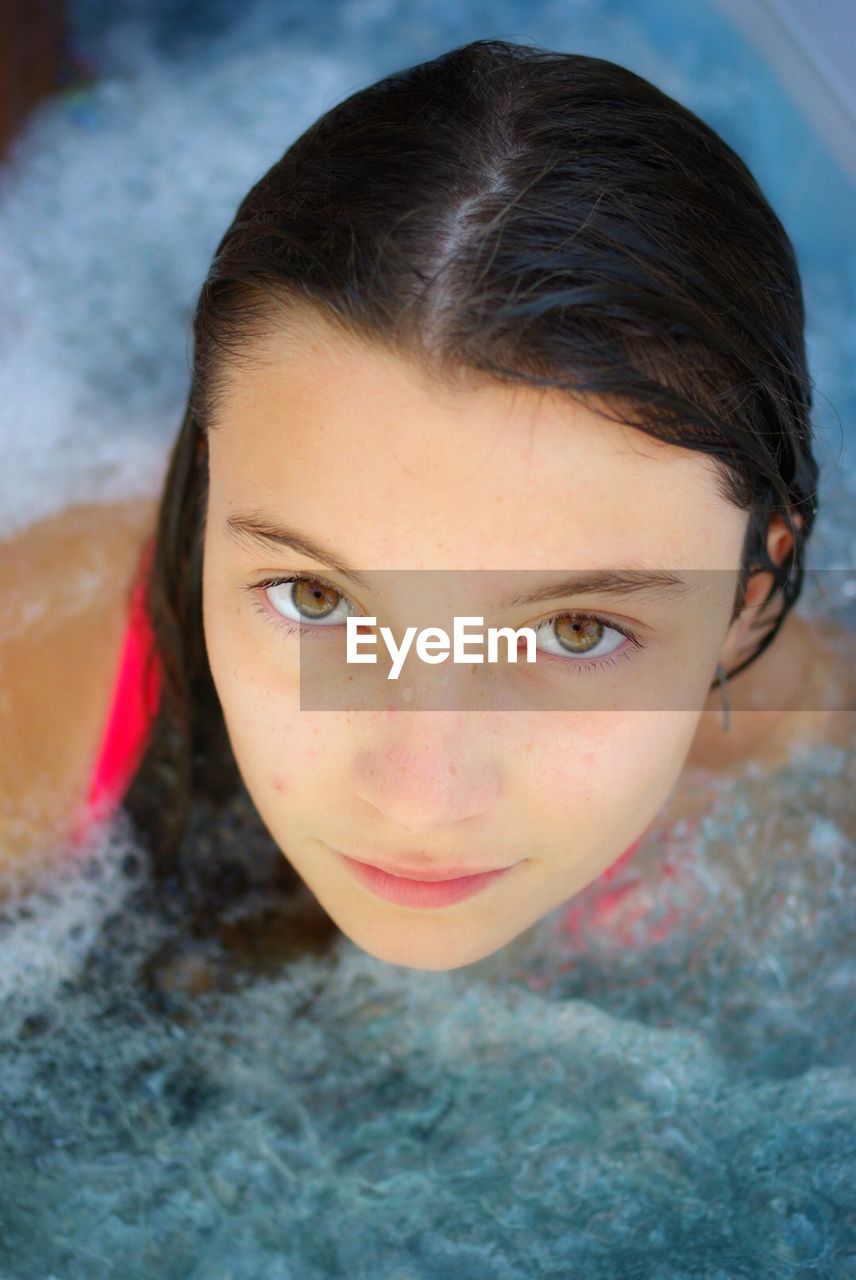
[0,1,854,1276]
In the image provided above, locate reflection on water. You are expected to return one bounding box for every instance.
[1,0,855,1273]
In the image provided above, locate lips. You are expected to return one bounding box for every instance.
[336,852,521,909]
[332,848,516,882]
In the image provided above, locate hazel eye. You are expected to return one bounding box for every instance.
[247,576,645,675]
[532,612,633,663]
[266,575,358,628]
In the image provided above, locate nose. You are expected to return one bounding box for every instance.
[352,713,501,836]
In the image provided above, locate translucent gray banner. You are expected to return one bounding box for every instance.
[291,568,856,712]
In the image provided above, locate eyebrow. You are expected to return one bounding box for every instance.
[224,512,694,605]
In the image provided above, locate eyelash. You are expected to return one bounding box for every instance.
[244,573,647,674]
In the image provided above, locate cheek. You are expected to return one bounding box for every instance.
[522,713,695,819]
[203,595,309,778]
[268,722,327,796]
[223,683,326,795]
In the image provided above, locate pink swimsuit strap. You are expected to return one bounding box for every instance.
[70,537,162,848]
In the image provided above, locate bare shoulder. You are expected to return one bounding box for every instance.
[0,496,160,876]
[0,496,159,597]
[659,611,855,836]
[685,608,856,778]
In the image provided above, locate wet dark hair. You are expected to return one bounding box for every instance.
[125,37,820,880]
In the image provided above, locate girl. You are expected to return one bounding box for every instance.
[1,38,853,971]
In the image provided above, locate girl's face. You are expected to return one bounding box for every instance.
[202,317,749,971]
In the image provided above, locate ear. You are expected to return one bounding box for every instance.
[719,512,800,671]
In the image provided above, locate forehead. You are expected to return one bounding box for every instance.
[206,321,747,571]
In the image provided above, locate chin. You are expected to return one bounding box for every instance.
[343,924,502,972]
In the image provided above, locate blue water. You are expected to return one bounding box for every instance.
[0,2,854,1276]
